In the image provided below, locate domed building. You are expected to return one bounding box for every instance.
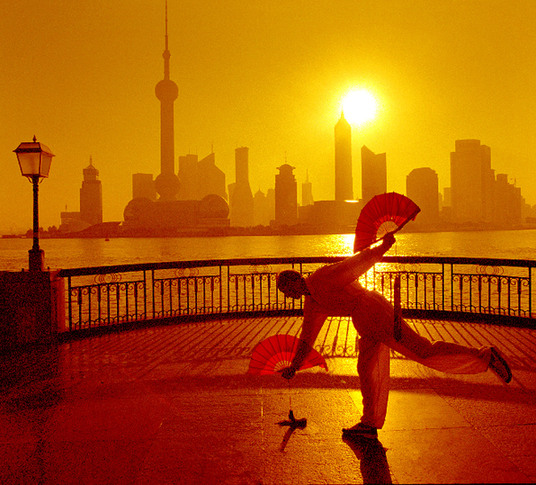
[123,196,229,236]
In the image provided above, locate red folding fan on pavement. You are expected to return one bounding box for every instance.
[248,334,328,376]
[354,192,420,253]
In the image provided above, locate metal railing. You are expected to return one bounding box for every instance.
[57,256,536,333]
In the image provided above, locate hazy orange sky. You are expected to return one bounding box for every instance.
[1,0,535,233]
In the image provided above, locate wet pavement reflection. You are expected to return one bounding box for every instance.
[1,316,535,483]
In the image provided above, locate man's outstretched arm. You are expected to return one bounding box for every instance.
[282,302,327,379]
[335,233,396,286]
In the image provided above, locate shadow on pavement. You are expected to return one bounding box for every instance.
[343,435,392,484]
[277,409,307,452]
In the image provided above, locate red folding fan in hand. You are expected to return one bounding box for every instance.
[248,334,328,376]
[354,192,420,253]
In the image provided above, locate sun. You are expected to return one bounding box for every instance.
[341,88,378,126]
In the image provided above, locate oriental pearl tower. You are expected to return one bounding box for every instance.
[154,2,180,201]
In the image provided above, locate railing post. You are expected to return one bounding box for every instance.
[67,275,73,331]
[151,269,156,320]
[219,264,223,313]
[530,266,533,318]
[143,270,147,319]
[441,263,445,311]
[226,264,231,314]
[450,263,454,312]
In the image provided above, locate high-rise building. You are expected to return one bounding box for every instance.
[493,174,522,226]
[154,3,180,201]
[443,187,452,207]
[334,112,353,201]
[361,145,386,204]
[450,139,493,223]
[406,167,439,226]
[80,157,103,226]
[301,170,314,207]
[197,152,227,201]
[177,154,199,200]
[253,189,273,226]
[178,153,227,201]
[229,147,254,227]
[132,173,156,201]
[274,163,297,226]
[253,190,267,226]
[266,188,275,224]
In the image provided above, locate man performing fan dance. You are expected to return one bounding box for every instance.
[277,232,512,440]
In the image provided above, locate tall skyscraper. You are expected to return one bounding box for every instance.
[266,188,275,224]
[178,154,199,200]
[253,189,271,226]
[493,174,522,225]
[274,163,298,226]
[301,170,314,207]
[177,152,227,201]
[406,167,439,226]
[450,139,493,223]
[229,147,254,227]
[80,157,102,226]
[361,145,386,204]
[154,2,180,201]
[334,112,353,201]
[197,152,227,201]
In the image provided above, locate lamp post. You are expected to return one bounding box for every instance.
[14,136,55,271]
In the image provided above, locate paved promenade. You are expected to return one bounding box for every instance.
[1,316,535,484]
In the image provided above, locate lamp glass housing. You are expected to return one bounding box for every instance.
[14,141,55,179]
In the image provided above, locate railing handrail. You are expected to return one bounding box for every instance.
[385,255,536,267]
[57,255,536,278]
[57,256,337,277]
[57,255,536,334]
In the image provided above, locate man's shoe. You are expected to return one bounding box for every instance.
[342,423,378,440]
[489,347,512,384]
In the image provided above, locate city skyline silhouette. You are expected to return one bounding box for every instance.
[1,1,536,233]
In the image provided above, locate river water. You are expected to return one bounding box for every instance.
[1,229,536,271]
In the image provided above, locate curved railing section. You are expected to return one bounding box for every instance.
[57,255,536,333]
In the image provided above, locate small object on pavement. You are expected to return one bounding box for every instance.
[278,409,307,429]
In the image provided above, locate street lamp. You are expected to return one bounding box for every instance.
[14,136,55,271]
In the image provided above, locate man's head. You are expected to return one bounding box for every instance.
[277,270,308,299]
